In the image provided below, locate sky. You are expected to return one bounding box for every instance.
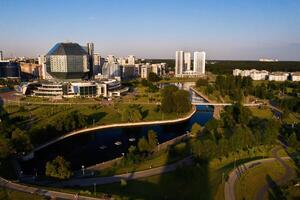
[0,0,300,60]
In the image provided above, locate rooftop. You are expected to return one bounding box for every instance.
[47,43,87,56]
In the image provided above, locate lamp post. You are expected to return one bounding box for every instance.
[94,183,96,196]
[81,165,85,176]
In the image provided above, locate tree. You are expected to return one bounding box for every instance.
[11,128,32,153]
[45,156,72,180]
[122,105,142,122]
[196,78,208,87]
[148,72,160,82]
[147,130,158,151]
[161,85,191,114]
[161,85,178,113]
[190,123,202,137]
[137,130,158,154]
[141,79,149,86]
[173,90,191,113]
[126,145,139,164]
[192,139,217,160]
[0,135,10,159]
[288,132,299,150]
[137,137,149,153]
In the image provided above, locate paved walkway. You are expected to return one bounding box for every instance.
[224,147,292,200]
[0,177,107,200]
[52,156,194,187]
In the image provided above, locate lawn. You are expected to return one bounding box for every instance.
[0,187,45,200]
[66,145,274,200]
[5,100,192,147]
[249,107,273,119]
[235,160,297,200]
[282,112,300,124]
[93,142,189,177]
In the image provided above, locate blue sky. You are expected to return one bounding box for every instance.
[1,0,300,60]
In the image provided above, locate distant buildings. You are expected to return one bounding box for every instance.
[259,58,279,62]
[184,52,191,71]
[101,62,121,79]
[193,51,206,75]
[291,72,300,81]
[175,50,206,77]
[141,63,151,79]
[175,51,184,75]
[127,55,135,65]
[0,61,21,79]
[20,63,43,79]
[233,69,269,80]
[140,63,166,79]
[0,51,3,61]
[268,72,289,81]
[233,69,300,82]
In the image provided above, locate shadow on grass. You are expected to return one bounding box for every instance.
[266,175,285,200]
[87,112,107,125]
[87,155,211,200]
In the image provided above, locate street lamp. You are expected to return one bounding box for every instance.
[94,183,96,196]
[81,165,85,176]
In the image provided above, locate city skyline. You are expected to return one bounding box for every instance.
[1,0,300,60]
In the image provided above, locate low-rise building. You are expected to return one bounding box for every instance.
[33,83,63,98]
[233,69,268,80]
[291,72,300,81]
[268,72,289,81]
[25,79,128,98]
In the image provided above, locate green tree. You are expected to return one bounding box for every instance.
[161,85,178,113]
[147,130,158,151]
[190,123,202,137]
[11,128,32,153]
[196,78,208,87]
[288,132,299,150]
[173,90,191,113]
[0,135,10,159]
[122,105,142,122]
[148,72,160,82]
[45,156,72,180]
[138,137,149,153]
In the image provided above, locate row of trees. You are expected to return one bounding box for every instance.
[191,104,281,160]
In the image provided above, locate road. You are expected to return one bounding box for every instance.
[224,147,292,200]
[52,156,194,187]
[0,177,106,200]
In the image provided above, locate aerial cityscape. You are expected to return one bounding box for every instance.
[0,0,300,200]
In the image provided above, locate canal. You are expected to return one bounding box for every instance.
[20,83,213,175]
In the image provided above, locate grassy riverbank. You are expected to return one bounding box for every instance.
[5,100,193,147]
[0,187,44,200]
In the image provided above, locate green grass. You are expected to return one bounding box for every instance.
[0,187,45,200]
[250,107,273,119]
[61,145,273,200]
[235,160,297,200]
[94,143,189,176]
[5,101,192,147]
[282,112,300,124]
